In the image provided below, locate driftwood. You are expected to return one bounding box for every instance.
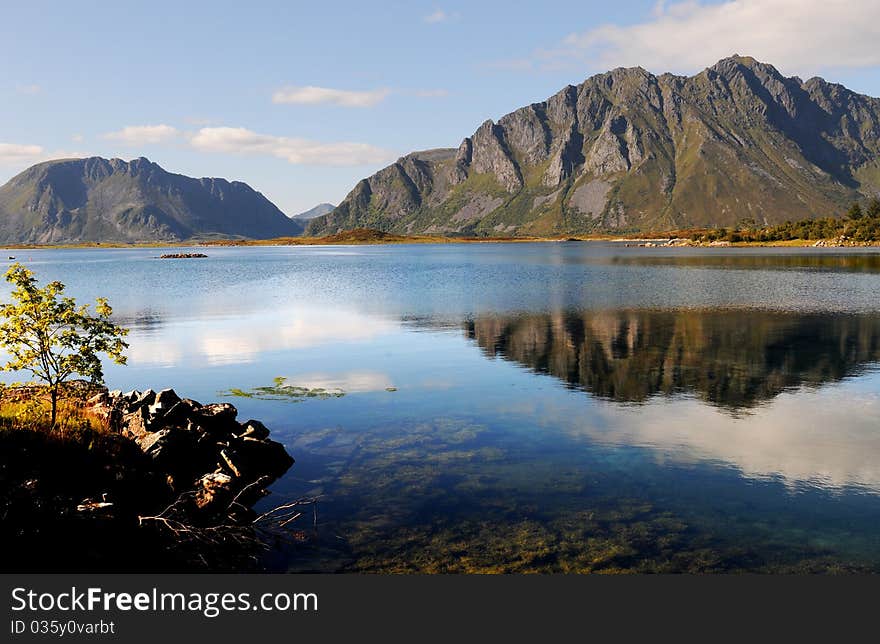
[138,488,321,568]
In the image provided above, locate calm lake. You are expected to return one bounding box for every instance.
[4,242,880,572]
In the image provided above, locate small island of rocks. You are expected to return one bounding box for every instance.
[159,253,208,259]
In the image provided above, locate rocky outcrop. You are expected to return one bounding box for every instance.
[0,157,304,243]
[469,120,523,192]
[307,55,880,237]
[159,253,208,259]
[87,387,294,524]
[1,383,296,571]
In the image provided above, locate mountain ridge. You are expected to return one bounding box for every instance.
[291,202,335,220]
[308,55,880,237]
[0,156,304,243]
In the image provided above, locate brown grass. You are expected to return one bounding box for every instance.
[0,382,107,438]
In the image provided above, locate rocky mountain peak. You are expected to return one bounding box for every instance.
[307,56,880,238]
[0,157,303,243]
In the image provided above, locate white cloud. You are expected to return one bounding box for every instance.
[0,143,45,164]
[189,126,395,166]
[15,84,42,95]
[533,0,880,77]
[71,134,84,143]
[0,142,84,169]
[103,124,180,145]
[272,85,390,108]
[424,9,458,24]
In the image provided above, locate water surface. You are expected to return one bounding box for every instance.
[4,243,880,572]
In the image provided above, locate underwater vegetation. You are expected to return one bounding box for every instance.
[274,415,879,574]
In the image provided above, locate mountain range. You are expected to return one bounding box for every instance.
[307,55,880,237]
[0,156,303,243]
[291,202,335,221]
[3,55,879,243]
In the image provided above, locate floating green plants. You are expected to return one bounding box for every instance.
[221,376,345,402]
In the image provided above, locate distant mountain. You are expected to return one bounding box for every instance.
[291,202,335,220]
[308,55,880,237]
[0,156,303,243]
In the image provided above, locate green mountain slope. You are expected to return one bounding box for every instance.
[308,56,880,237]
[0,156,303,243]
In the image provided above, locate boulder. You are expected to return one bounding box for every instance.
[162,400,197,427]
[135,427,170,453]
[194,472,234,510]
[238,419,270,440]
[151,388,181,416]
[102,386,295,527]
[86,391,109,407]
[122,405,152,440]
[129,389,156,413]
[197,403,238,430]
[236,438,295,480]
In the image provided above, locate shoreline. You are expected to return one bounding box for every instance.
[1,383,296,572]
[1,229,879,250]
[3,240,880,251]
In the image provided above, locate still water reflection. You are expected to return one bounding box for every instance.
[465,309,880,410]
[3,244,880,571]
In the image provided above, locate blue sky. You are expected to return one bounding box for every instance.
[2,0,880,214]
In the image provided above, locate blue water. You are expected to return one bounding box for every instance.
[4,243,880,572]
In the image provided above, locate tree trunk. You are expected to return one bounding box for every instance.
[50,386,58,429]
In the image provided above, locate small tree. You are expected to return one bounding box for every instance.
[0,263,129,428]
[867,197,880,219]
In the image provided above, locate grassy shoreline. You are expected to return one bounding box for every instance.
[1,227,878,250]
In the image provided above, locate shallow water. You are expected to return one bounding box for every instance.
[4,243,880,572]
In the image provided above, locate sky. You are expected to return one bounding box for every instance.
[2,0,880,215]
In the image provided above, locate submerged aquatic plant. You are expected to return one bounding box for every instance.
[221,376,345,402]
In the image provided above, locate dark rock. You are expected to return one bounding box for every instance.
[220,448,245,478]
[135,428,168,453]
[86,392,109,407]
[149,388,181,420]
[194,472,234,510]
[159,253,208,259]
[181,398,202,411]
[238,419,270,440]
[155,388,180,409]
[235,438,295,481]
[129,389,156,413]
[162,400,195,427]
[121,406,152,440]
[94,386,295,531]
[197,403,238,429]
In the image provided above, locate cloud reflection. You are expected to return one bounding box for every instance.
[284,371,395,393]
[579,385,880,492]
[126,306,397,367]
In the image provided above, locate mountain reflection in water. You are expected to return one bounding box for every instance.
[465,309,880,411]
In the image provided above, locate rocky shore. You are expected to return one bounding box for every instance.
[0,385,295,571]
[88,387,294,523]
